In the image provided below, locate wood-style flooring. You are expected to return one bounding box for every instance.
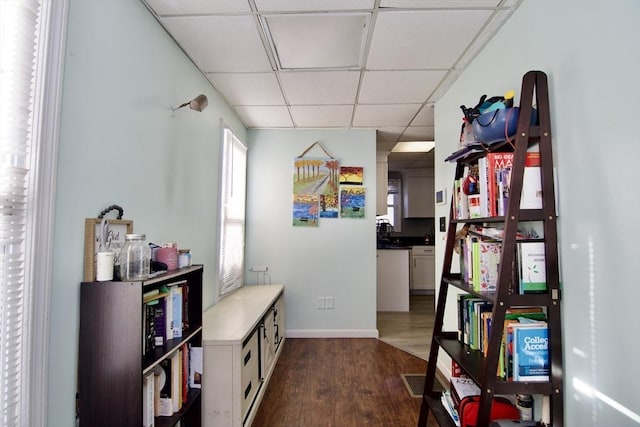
[377,294,435,361]
[251,338,439,427]
[251,296,438,426]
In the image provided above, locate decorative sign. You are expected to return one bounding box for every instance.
[83,218,133,282]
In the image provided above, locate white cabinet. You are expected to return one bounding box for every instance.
[376,159,389,216]
[376,249,410,311]
[202,285,285,427]
[410,246,435,293]
[403,174,435,218]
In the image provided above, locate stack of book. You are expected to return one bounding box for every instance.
[143,280,188,355]
[142,344,202,425]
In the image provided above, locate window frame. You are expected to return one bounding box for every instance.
[216,125,248,298]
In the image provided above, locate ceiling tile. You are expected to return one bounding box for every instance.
[234,106,293,127]
[400,126,435,141]
[359,70,447,104]
[160,15,272,72]
[366,9,493,69]
[279,71,360,105]
[265,14,369,69]
[255,0,375,12]
[379,0,501,8]
[145,0,251,15]
[290,105,354,127]
[206,73,284,105]
[411,105,435,126]
[353,104,421,127]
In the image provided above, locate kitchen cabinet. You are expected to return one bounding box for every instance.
[376,155,389,216]
[403,174,435,218]
[410,246,435,294]
[376,249,409,311]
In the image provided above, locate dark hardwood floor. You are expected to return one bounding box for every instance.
[251,338,439,427]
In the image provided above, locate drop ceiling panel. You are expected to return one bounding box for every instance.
[206,72,285,105]
[290,105,353,127]
[279,71,360,105]
[160,15,272,72]
[255,0,375,12]
[141,0,523,146]
[367,9,493,70]
[358,70,447,104]
[265,14,369,69]
[354,104,422,127]
[235,106,293,127]
[145,0,251,15]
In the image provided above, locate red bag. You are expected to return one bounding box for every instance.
[458,396,520,427]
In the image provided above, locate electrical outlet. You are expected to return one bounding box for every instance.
[317,297,325,309]
[326,296,334,309]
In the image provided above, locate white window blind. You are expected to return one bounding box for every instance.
[217,128,247,297]
[1,1,41,425]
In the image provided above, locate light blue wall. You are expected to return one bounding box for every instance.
[245,129,378,336]
[50,1,246,425]
[434,1,640,425]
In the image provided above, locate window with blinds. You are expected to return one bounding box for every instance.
[217,128,247,297]
[1,1,41,424]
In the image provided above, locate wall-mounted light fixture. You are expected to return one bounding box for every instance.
[170,94,208,116]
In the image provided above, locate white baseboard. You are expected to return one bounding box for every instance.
[285,329,379,338]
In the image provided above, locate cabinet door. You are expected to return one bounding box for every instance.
[403,175,435,217]
[260,309,276,379]
[412,256,436,291]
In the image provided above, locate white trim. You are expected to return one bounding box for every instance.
[285,329,379,338]
[23,1,69,425]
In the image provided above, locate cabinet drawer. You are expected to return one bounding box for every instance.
[241,330,260,418]
[412,246,435,255]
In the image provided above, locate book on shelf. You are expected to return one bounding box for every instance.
[521,151,543,209]
[450,377,480,409]
[157,358,173,416]
[475,241,501,292]
[189,346,203,389]
[151,296,167,347]
[441,390,461,426]
[143,371,155,427]
[143,302,156,355]
[172,350,182,413]
[171,285,183,339]
[485,152,514,217]
[512,322,549,382]
[518,242,547,293]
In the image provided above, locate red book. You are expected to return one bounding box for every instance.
[486,153,514,217]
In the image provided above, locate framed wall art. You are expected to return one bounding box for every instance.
[83,218,133,282]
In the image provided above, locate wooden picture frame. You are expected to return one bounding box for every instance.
[83,218,133,282]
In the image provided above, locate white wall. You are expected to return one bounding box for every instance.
[245,129,378,337]
[434,1,640,425]
[50,1,246,425]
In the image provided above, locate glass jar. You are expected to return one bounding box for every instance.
[178,249,192,268]
[121,234,151,281]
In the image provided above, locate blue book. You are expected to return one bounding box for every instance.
[171,286,183,339]
[512,323,549,381]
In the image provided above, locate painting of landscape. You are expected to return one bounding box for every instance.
[340,186,365,218]
[293,157,340,222]
[292,194,319,227]
[339,166,363,185]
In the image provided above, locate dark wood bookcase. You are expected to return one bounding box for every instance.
[418,71,564,427]
[78,265,203,427]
